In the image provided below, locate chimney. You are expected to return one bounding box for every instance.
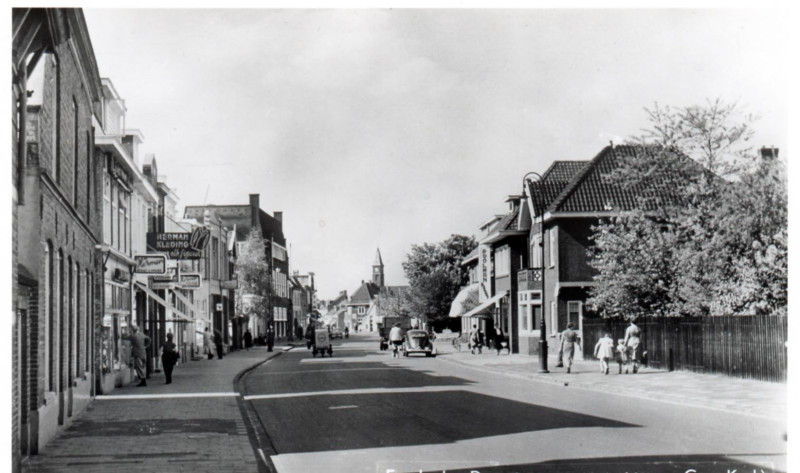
[760,147,779,160]
[249,194,259,232]
[274,211,283,223]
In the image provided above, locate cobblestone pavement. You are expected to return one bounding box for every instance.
[434,338,787,422]
[22,344,289,473]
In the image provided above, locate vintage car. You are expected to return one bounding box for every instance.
[402,329,437,357]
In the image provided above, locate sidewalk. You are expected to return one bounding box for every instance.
[435,340,787,422]
[22,344,290,473]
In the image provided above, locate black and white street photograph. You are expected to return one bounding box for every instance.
[9,4,792,473]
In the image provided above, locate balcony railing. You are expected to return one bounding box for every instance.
[517,268,543,291]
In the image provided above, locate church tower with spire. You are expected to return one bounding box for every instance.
[372,248,385,288]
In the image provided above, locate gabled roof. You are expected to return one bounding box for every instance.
[526,160,588,215]
[548,145,694,213]
[461,246,479,266]
[349,282,381,304]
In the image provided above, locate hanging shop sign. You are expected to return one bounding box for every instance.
[134,254,167,274]
[147,232,203,260]
[149,271,178,290]
[179,273,201,289]
[216,303,223,312]
[220,275,238,290]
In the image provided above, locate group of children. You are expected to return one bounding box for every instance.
[593,332,640,375]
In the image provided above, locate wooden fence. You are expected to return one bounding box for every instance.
[581,315,787,382]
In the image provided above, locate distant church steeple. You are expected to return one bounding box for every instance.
[372,248,384,288]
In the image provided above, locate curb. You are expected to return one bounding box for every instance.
[234,346,297,473]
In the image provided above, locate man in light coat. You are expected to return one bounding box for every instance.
[122,326,151,387]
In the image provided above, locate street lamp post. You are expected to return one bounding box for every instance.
[522,172,549,373]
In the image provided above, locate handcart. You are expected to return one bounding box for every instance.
[312,331,333,357]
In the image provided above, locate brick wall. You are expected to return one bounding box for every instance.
[18,37,101,453]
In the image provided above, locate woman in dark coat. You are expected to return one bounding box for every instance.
[161,333,179,384]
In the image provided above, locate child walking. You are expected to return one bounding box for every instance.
[616,338,628,374]
[594,332,615,375]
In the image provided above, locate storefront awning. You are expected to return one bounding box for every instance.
[134,281,193,323]
[169,288,203,318]
[449,283,480,318]
[462,291,508,318]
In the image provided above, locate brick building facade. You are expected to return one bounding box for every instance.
[12,9,103,470]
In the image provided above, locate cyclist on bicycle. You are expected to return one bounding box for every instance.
[389,323,405,358]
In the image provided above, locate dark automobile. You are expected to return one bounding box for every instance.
[402,329,437,357]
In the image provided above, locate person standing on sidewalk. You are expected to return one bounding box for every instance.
[594,332,615,375]
[470,325,483,354]
[624,319,642,373]
[266,325,275,352]
[203,327,214,360]
[214,328,225,359]
[121,326,151,387]
[559,323,580,373]
[243,329,253,351]
[161,332,179,384]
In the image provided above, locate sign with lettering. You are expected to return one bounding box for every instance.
[147,232,203,260]
[220,278,238,290]
[134,254,167,274]
[149,271,177,290]
[179,273,201,289]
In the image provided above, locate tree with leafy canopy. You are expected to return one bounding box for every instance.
[588,99,786,317]
[234,229,272,325]
[402,234,476,328]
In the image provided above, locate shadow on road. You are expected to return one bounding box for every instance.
[255,390,637,454]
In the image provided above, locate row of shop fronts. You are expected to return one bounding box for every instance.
[11,10,316,471]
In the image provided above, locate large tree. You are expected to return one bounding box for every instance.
[402,234,476,327]
[588,99,787,317]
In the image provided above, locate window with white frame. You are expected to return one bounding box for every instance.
[567,301,582,326]
[495,246,510,277]
[517,290,542,334]
[549,229,556,268]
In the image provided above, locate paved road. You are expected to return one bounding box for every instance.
[240,334,786,473]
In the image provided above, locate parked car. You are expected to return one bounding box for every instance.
[403,329,436,357]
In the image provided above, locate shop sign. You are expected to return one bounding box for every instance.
[220,276,238,290]
[216,303,223,312]
[149,271,177,290]
[134,254,167,274]
[179,273,201,289]
[147,232,203,260]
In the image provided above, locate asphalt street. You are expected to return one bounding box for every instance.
[240,334,786,473]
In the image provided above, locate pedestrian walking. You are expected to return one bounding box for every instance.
[214,328,225,359]
[470,325,483,354]
[616,338,628,374]
[203,327,214,360]
[493,327,508,355]
[559,323,580,373]
[144,329,153,379]
[121,326,150,387]
[243,329,253,351]
[594,332,615,375]
[266,325,275,352]
[624,319,642,373]
[161,333,179,384]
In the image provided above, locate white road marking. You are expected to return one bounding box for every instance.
[96,392,238,400]
[328,405,359,410]
[243,385,465,401]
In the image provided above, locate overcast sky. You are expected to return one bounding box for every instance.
[80,8,788,300]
